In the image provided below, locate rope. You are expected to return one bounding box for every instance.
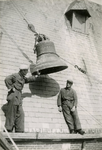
[8,0,29,25]
[0,109,19,150]
[9,0,39,34]
[60,56,102,84]
[78,104,102,127]
[2,124,19,150]
[0,25,33,64]
[6,0,102,84]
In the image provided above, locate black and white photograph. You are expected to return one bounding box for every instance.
[0,0,102,150]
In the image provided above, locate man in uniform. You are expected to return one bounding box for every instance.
[57,79,85,135]
[2,64,40,133]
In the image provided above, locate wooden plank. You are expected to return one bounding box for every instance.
[0,132,13,150]
[2,132,102,141]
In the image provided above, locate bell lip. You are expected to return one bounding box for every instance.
[31,65,68,75]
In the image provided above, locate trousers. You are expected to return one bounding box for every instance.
[2,90,24,132]
[62,104,81,131]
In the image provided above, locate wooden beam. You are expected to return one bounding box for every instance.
[0,132,13,150]
[2,132,102,141]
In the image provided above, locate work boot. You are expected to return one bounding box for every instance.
[76,129,85,135]
[3,129,13,132]
[70,129,75,134]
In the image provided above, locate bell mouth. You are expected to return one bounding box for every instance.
[30,57,68,75]
[32,66,68,75]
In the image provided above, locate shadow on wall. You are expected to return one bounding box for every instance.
[22,75,60,98]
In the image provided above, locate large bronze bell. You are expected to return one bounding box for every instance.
[30,35,68,75]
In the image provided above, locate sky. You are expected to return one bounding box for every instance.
[88,0,102,5]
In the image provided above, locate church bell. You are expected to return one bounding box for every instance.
[30,36,68,75]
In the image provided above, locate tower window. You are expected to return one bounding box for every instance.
[72,11,87,33]
[65,10,90,34]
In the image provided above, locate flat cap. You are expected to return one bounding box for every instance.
[67,79,73,84]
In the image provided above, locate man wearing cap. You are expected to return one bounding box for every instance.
[2,64,40,133]
[57,79,85,135]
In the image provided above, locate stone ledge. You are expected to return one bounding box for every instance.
[2,132,102,142]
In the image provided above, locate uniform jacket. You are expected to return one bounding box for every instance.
[5,72,36,91]
[57,88,78,108]
[4,72,36,105]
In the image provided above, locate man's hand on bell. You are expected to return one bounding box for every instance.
[8,87,15,93]
[12,87,15,92]
[35,70,40,77]
[58,106,62,112]
[71,106,75,112]
[37,70,40,76]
